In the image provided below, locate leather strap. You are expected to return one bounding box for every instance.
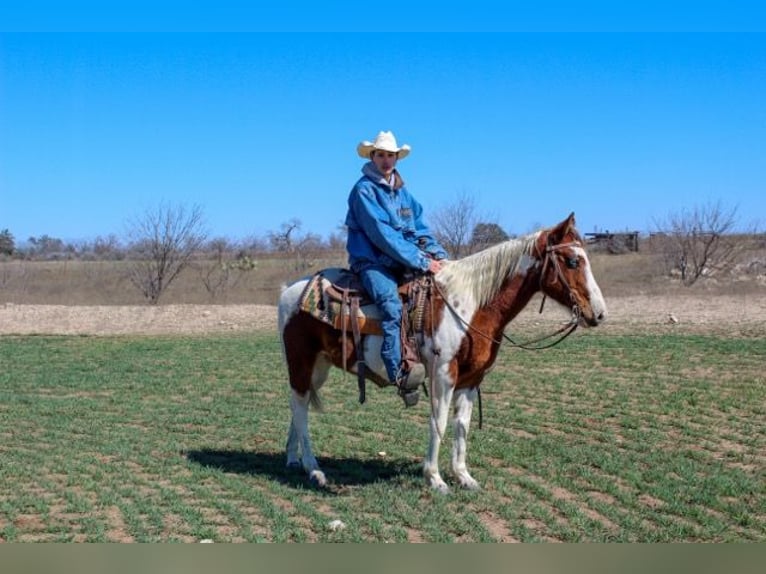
[349,295,366,404]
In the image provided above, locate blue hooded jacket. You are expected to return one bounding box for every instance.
[345,162,448,273]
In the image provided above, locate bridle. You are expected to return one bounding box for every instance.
[535,238,583,319]
[432,235,584,351]
[426,235,586,430]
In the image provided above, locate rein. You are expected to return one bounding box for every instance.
[433,280,579,350]
[425,238,584,431]
[536,240,582,317]
[432,239,584,351]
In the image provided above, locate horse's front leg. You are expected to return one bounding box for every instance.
[451,386,480,490]
[423,367,454,494]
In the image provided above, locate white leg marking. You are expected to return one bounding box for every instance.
[285,415,301,468]
[288,389,326,487]
[423,366,454,494]
[452,387,480,490]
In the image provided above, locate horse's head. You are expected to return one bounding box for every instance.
[535,213,607,327]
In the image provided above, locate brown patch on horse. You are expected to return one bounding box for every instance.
[282,312,356,395]
[282,310,392,396]
[448,269,542,391]
[443,215,588,391]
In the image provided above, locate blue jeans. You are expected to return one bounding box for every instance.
[358,265,402,382]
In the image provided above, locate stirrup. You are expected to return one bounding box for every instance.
[395,363,425,407]
[399,389,420,407]
[396,363,425,391]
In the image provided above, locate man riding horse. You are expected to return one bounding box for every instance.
[344,130,448,405]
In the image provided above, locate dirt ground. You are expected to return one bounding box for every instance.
[1,293,764,337]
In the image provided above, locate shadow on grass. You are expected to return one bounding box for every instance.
[185,448,421,491]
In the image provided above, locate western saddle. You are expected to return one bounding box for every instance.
[298,268,432,405]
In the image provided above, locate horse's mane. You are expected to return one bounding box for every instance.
[437,231,541,308]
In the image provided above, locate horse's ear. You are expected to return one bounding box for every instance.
[566,212,576,231]
[548,212,577,244]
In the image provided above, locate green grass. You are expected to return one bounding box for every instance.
[0,331,763,542]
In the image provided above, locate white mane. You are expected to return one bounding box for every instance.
[437,232,541,308]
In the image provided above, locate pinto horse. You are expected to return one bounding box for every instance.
[278,213,607,493]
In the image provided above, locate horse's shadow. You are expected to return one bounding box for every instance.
[185,449,420,492]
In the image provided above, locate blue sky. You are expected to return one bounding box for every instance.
[1,16,765,244]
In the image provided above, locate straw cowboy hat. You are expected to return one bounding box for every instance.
[357,131,411,160]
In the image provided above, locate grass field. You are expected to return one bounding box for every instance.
[0,331,763,542]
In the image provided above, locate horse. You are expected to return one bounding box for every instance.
[277,213,607,493]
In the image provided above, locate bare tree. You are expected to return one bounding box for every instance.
[240,234,269,256]
[327,222,347,252]
[431,191,479,258]
[126,203,207,303]
[0,229,15,256]
[27,234,66,259]
[268,218,302,253]
[92,234,124,260]
[653,201,741,286]
[469,222,510,253]
[198,237,256,301]
[268,219,321,271]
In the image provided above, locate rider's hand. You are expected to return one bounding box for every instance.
[428,259,446,274]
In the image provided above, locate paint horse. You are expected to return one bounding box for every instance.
[278,213,607,493]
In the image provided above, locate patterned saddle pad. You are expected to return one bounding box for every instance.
[298,268,384,335]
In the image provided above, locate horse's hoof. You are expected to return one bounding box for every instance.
[428,480,450,495]
[309,470,327,488]
[460,479,481,491]
[434,484,451,495]
[456,472,481,491]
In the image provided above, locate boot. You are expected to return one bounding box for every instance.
[394,363,425,407]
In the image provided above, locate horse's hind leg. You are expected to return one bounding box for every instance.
[285,403,302,470]
[286,354,331,487]
[287,390,326,487]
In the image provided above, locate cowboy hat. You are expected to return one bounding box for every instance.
[357,131,411,160]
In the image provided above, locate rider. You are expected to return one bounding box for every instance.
[344,130,448,403]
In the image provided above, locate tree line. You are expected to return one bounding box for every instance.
[0,222,341,262]
[1,198,758,303]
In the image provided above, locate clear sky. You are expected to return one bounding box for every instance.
[1,9,765,244]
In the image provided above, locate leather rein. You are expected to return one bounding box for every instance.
[433,239,583,351]
[425,238,584,430]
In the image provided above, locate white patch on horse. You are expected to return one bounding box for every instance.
[432,236,539,361]
[438,234,540,309]
[575,245,608,321]
[361,336,388,381]
[277,279,308,333]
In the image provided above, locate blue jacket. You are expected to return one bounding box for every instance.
[345,162,448,273]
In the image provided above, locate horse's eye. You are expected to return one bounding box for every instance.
[565,257,579,269]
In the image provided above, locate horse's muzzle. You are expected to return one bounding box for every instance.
[579,306,607,327]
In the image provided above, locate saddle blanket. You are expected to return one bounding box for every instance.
[298,268,384,335]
